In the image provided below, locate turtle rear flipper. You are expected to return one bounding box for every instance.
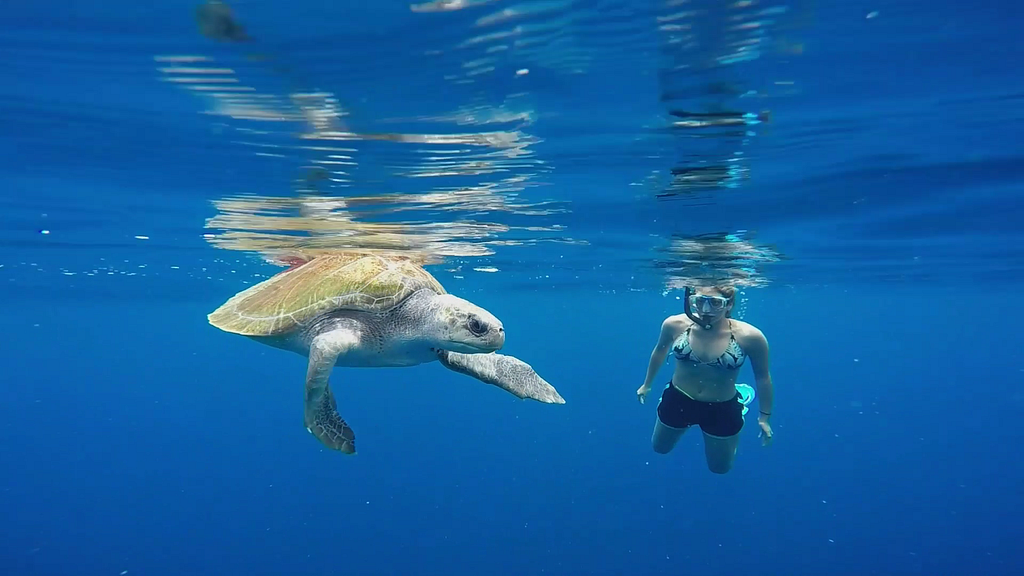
[304,328,360,454]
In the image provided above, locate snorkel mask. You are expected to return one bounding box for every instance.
[683,287,731,330]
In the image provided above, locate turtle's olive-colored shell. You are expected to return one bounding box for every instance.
[207,252,446,336]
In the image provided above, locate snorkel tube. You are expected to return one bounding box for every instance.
[683,286,714,330]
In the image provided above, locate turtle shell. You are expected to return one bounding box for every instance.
[207,252,447,336]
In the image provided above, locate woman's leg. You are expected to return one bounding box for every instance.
[702,431,741,473]
[652,418,688,454]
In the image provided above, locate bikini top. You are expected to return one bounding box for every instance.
[672,320,746,370]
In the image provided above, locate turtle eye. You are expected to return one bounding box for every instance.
[467,316,487,336]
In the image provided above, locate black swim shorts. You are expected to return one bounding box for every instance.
[656,382,745,437]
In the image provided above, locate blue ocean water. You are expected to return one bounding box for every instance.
[2,1,1023,575]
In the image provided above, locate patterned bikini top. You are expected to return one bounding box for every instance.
[672,320,746,370]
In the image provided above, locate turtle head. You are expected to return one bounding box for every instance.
[427,293,505,353]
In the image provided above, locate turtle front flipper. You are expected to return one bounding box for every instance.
[437,351,565,404]
[304,329,359,453]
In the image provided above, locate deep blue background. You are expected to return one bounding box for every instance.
[2,285,1022,575]
[3,0,1024,575]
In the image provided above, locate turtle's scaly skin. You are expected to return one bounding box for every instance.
[207,252,447,336]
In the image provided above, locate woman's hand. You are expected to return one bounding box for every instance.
[636,383,652,404]
[757,415,773,446]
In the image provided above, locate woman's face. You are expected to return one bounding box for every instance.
[689,288,732,322]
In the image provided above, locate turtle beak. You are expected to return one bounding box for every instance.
[494,326,505,350]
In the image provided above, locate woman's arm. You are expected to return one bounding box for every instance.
[641,317,680,390]
[742,327,773,419]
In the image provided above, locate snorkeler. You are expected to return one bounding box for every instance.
[636,285,773,474]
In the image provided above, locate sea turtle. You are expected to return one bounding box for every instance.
[207,251,565,454]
